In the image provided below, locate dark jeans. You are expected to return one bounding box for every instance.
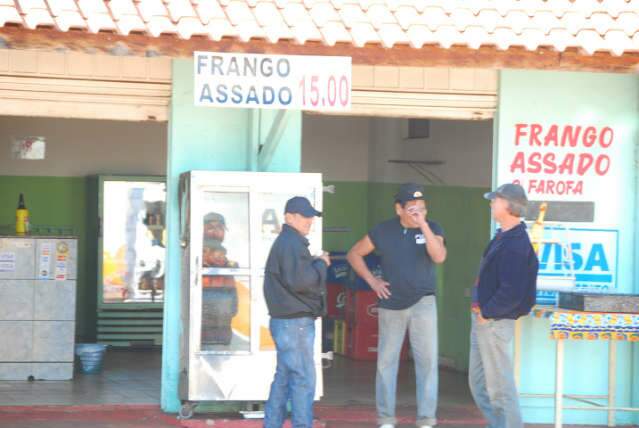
[264,317,316,428]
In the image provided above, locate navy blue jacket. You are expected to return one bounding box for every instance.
[264,224,327,319]
[477,222,539,320]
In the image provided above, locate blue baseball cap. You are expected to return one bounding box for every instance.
[285,196,322,218]
[395,183,425,205]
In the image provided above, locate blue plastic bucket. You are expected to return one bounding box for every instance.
[75,344,107,374]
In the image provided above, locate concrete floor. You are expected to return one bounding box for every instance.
[0,349,616,427]
[0,349,470,410]
[0,349,161,406]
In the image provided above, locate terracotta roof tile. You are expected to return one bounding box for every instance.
[146,15,176,35]
[281,2,310,26]
[136,0,170,23]
[604,29,633,56]
[236,20,266,41]
[309,1,340,27]
[349,21,378,46]
[576,29,604,55]
[338,3,366,28]
[225,1,257,26]
[449,8,474,32]
[194,0,226,24]
[23,10,55,28]
[520,27,545,50]
[176,16,207,38]
[166,0,197,22]
[477,9,500,33]
[319,19,351,45]
[262,22,293,42]
[254,1,282,26]
[530,10,559,35]
[365,3,395,29]
[1,0,638,56]
[108,0,138,17]
[503,10,531,35]
[0,4,23,26]
[433,25,462,49]
[46,0,77,16]
[394,5,419,30]
[419,6,450,31]
[617,12,639,37]
[114,14,146,34]
[206,18,238,40]
[405,24,433,48]
[290,21,322,43]
[547,28,575,52]
[377,22,407,47]
[54,10,86,30]
[561,11,587,35]
[463,25,490,50]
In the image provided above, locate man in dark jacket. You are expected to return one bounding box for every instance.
[469,183,539,428]
[263,196,330,428]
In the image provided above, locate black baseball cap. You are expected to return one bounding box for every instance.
[395,183,425,205]
[484,183,528,205]
[285,196,322,218]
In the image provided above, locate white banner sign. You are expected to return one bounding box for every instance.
[496,121,624,302]
[497,123,617,204]
[194,52,352,111]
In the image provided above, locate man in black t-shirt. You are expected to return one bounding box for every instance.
[347,183,447,428]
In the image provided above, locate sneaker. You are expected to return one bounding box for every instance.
[417,425,433,428]
[379,425,395,428]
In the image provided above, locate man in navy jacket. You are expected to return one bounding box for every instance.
[469,183,538,428]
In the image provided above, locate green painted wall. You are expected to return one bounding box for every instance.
[0,176,97,342]
[322,181,490,371]
[0,174,487,376]
[322,181,369,252]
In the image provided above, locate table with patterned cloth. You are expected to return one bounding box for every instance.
[530,306,639,341]
[516,306,639,428]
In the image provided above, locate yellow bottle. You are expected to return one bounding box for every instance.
[16,193,30,235]
[530,202,547,254]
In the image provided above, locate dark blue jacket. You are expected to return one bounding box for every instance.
[477,222,538,320]
[264,224,327,319]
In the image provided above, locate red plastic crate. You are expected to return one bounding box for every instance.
[345,289,378,327]
[345,321,410,361]
[326,282,347,319]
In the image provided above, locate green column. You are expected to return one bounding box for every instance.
[161,58,301,412]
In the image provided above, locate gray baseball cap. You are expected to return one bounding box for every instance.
[484,183,528,206]
[203,212,228,229]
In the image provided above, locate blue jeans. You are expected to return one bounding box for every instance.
[377,295,438,426]
[264,317,316,428]
[468,313,523,428]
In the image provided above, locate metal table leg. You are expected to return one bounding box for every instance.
[608,339,617,427]
[515,318,522,389]
[555,339,564,428]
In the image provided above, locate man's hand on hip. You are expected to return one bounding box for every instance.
[369,277,391,299]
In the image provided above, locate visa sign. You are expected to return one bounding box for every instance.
[537,227,618,291]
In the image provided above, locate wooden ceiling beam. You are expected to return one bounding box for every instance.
[1,27,639,73]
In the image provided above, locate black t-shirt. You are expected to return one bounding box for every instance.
[368,217,445,310]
